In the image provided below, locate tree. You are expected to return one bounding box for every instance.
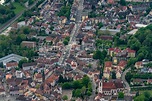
[82,75,90,87]
[62,82,72,89]
[125,72,133,84]
[62,95,68,100]
[87,91,92,96]
[98,22,103,29]
[144,91,151,101]
[18,58,28,68]
[127,58,137,67]
[112,71,116,79]
[63,39,69,45]
[93,50,102,59]
[118,92,124,99]
[73,89,81,97]
[120,0,126,6]
[72,80,82,89]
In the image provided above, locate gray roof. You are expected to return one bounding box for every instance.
[0,54,26,64]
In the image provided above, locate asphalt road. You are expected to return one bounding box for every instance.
[0,0,39,33]
[122,68,131,94]
[59,0,84,64]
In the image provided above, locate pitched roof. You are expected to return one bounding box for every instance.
[6,62,18,67]
[105,61,112,67]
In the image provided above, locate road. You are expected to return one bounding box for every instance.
[59,0,84,64]
[122,68,131,94]
[0,0,41,33]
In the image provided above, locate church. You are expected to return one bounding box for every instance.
[98,79,124,96]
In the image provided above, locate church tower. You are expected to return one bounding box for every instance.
[98,68,103,94]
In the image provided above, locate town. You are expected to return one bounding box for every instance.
[0,0,152,101]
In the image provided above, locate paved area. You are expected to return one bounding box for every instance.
[62,90,73,101]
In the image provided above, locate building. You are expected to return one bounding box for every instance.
[98,80,124,96]
[0,54,26,66]
[21,41,36,48]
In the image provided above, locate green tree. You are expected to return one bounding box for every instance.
[73,89,81,97]
[62,95,68,100]
[118,92,124,99]
[112,71,116,79]
[62,82,72,89]
[120,0,126,6]
[125,72,133,84]
[18,58,28,68]
[87,91,92,96]
[98,22,103,29]
[72,80,82,89]
[63,39,69,45]
[127,58,137,67]
[81,75,90,87]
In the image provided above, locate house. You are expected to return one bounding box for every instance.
[34,73,43,83]
[22,62,37,71]
[135,61,143,69]
[10,87,20,95]
[59,16,67,24]
[117,60,127,70]
[6,62,18,70]
[116,70,121,79]
[21,41,36,48]
[103,70,110,79]
[147,79,152,85]
[17,21,26,28]
[126,48,136,58]
[131,79,144,86]
[82,12,88,22]
[46,74,59,86]
[0,88,5,96]
[104,61,113,71]
[70,61,77,70]
[15,71,24,78]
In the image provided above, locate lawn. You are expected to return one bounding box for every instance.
[12,2,25,14]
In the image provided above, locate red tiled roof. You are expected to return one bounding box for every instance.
[118,60,127,67]
[105,61,112,67]
[46,74,58,83]
[126,48,136,53]
[6,62,18,67]
[103,82,116,89]
[135,61,142,66]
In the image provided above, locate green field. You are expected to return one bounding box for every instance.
[12,2,25,14]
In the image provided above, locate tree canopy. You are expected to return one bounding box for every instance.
[127,24,152,61]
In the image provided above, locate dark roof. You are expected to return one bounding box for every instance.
[22,62,37,67]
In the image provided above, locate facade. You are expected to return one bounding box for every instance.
[98,80,124,96]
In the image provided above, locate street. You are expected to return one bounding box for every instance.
[122,68,131,94]
[59,0,84,64]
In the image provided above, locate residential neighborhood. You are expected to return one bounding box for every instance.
[0,0,152,101]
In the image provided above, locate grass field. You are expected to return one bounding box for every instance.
[12,2,25,14]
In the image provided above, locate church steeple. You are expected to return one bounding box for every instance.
[98,66,103,94]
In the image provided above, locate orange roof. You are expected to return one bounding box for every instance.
[118,60,127,67]
[105,61,112,67]
[103,82,116,89]
[6,62,18,67]
[46,74,58,83]
[6,74,12,80]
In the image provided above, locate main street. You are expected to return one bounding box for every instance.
[59,0,84,64]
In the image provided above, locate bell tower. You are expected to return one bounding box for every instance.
[98,68,103,94]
